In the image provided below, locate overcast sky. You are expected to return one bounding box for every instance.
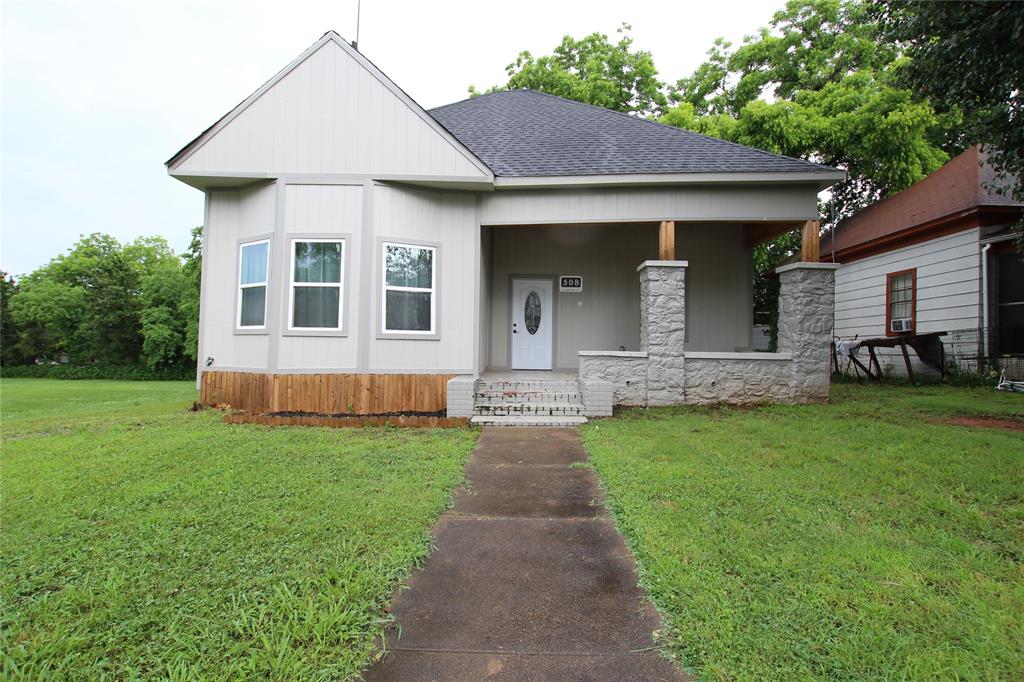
[1,0,781,276]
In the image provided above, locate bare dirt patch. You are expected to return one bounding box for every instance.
[943,416,1024,432]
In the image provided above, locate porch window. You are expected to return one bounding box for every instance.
[886,269,916,335]
[289,239,344,330]
[238,239,269,329]
[382,241,436,334]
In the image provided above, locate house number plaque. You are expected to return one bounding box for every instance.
[559,276,583,293]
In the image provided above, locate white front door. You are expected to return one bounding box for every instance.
[511,278,554,370]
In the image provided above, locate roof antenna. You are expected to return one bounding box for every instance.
[351,0,361,51]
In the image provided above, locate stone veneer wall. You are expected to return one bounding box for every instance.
[577,262,839,410]
[638,261,687,406]
[579,352,648,405]
[776,263,839,403]
[683,354,795,404]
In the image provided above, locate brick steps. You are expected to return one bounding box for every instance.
[475,392,583,404]
[472,378,587,426]
[473,403,586,417]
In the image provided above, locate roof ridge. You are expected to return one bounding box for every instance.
[427,88,539,114]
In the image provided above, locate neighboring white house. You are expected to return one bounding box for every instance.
[824,146,1023,377]
[167,31,846,423]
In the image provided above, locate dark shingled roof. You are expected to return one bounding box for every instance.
[428,89,836,178]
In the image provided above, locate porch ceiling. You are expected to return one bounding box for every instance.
[744,221,805,247]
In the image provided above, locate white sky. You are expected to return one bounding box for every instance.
[1,0,780,276]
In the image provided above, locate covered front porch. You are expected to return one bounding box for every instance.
[450,218,838,422]
[479,219,803,371]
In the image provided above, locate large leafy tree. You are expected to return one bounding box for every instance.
[659,0,956,347]
[662,0,951,226]
[875,0,1024,230]
[470,24,668,116]
[7,232,202,369]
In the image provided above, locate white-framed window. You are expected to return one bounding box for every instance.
[237,239,270,329]
[289,238,345,330]
[382,241,436,334]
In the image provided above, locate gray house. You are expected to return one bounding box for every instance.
[168,32,843,425]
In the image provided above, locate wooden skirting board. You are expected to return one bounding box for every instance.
[200,371,455,416]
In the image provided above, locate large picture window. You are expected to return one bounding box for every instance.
[886,268,916,335]
[289,239,344,330]
[382,241,436,334]
[237,239,269,329]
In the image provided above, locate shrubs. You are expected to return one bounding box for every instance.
[0,362,194,381]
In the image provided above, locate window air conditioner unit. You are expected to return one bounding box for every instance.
[890,318,912,333]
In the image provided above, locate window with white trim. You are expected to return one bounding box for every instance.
[237,239,269,328]
[382,242,436,334]
[289,239,344,330]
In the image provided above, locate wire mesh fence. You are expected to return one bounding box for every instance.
[945,327,1024,380]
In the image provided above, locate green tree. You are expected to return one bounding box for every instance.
[875,0,1024,232]
[140,266,186,369]
[179,226,203,362]
[9,274,87,363]
[6,231,202,372]
[1,271,25,366]
[470,24,668,116]
[661,0,957,339]
[662,0,951,224]
[76,249,143,364]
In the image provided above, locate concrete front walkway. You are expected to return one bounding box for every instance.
[364,427,687,681]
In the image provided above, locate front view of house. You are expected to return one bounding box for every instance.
[169,32,845,422]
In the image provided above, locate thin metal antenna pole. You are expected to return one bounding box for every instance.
[355,0,361,50]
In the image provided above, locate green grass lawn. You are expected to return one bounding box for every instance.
[582,384,1024,681]
[1,379,476,680]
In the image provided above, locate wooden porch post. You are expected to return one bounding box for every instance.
[801,220,820,262]
[659,220,676,260]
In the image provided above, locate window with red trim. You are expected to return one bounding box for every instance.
[885,269,916,335]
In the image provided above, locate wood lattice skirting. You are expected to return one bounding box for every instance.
[200,371,455,416]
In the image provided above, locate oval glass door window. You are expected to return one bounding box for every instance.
[524,291,541,335]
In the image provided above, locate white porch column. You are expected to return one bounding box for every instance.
[776,262,840,402]
[638,260,688,406]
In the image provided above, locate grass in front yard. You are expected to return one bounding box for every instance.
[582,384,1024,681]
[1,379,476,680]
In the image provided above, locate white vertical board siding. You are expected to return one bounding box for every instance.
[834,228,982,340]
[202,183,276,369]
[276,184,363,370]
[486,224,753,369]
[681,224,754,352]
[173,42,486,179]
[368,185,477,372]
[479,185,819,225]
